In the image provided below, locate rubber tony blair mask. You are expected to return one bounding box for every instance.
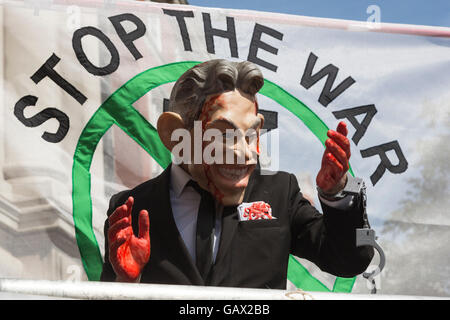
[156,60,265,206]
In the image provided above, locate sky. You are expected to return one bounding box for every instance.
[187,0,450,28]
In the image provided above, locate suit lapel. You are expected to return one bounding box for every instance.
[213,169,258,267]
[146,164,204,285]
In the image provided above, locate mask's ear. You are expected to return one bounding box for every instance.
[257,112,265,131]
[157,112,185,152]
[256,112,264,155]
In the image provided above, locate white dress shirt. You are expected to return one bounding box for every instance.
[169,164,222,263]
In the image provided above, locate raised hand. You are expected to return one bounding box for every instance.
[316,121,351,195]
[108,196,150,282]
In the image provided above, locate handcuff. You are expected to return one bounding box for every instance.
[318,174,386,294]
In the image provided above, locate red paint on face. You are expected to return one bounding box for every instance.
[199,94,220,131]
[256,134,260,155]
[254,100,260,154]
[198,94,225,202]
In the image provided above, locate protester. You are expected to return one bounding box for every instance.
[100,59,373,288]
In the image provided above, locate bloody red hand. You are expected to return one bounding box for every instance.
[108,196,150,282]
[316,121,351,194]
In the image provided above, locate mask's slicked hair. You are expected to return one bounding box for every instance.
[168,59,264,129]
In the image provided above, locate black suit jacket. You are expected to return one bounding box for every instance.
[100,165,374,289]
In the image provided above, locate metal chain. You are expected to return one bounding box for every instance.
[361,181,370,229]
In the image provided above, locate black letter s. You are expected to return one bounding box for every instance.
[14,95,70,143]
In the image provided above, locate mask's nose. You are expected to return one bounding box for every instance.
[230,129,259,165]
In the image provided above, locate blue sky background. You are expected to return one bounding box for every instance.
[188,0,450,28]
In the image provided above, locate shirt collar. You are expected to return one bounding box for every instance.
[170,163,192,198]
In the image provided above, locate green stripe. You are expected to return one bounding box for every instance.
[72,61,355,292]
[72,108,113,280]
[332,275,357,293]
[288,255,331,292]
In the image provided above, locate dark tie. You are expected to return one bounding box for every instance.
[188,180,216,282]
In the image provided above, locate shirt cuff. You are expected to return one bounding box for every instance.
[319,194,355,210]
